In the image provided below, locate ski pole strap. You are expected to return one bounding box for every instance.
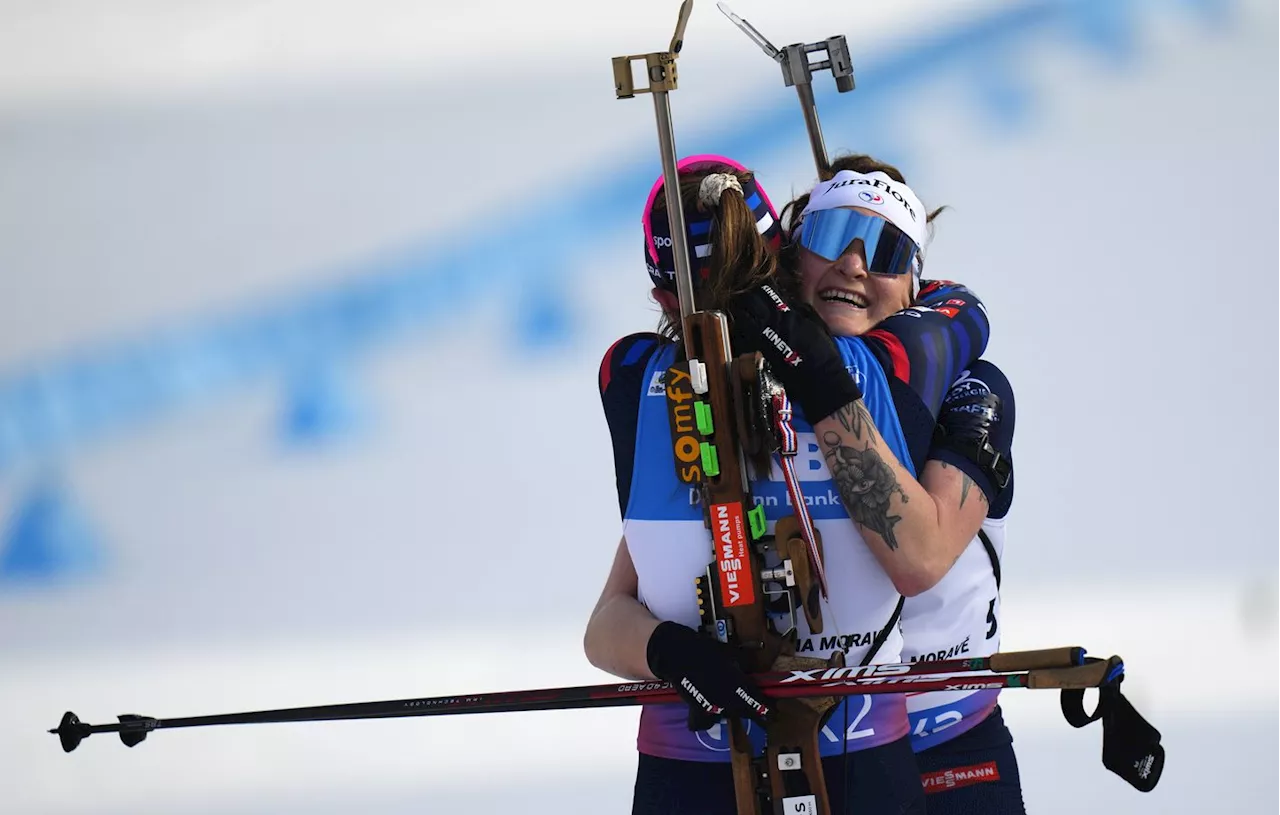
[978,528,1001,589]
[1058,655,1124,727]
[1059,656,1165,793]
[859,596,904,667]
[771,390,828,599]
[931,425,1012,493]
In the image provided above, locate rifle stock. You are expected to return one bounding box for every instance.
[685,310,836,815]
[682,303,836,815]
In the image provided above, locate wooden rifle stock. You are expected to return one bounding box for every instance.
[682,314,837,815]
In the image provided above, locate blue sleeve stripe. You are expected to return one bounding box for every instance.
[622,337,657,367]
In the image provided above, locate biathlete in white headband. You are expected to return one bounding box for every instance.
[586,154,1009,814]
[773,154,1024,814]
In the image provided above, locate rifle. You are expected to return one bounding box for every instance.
[716,2,855,179]
[613,3,842,812]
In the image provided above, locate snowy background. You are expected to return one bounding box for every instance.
[1,0,1276,812]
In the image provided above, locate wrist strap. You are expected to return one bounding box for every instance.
[933,430,1012,492]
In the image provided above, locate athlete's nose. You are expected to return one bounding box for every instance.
[832,240,868,279]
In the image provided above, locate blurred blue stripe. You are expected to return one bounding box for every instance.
[0,0,1232,470]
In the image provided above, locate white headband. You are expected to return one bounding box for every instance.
[800,169,928,249]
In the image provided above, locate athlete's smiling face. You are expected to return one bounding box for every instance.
[797,207,914,337]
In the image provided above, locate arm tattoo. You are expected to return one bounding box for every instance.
[940,462,990,511]
[958,473,990,510]
[832,401,877,445]
[821,431,908,551]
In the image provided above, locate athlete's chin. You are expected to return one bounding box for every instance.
[815,303,875,338]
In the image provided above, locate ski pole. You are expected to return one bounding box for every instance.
[51,649,1116,752]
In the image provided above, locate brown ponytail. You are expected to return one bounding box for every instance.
[652,167,780,342]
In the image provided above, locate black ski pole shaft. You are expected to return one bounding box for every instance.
[49,678,684,753]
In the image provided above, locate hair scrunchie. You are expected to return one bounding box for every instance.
[698,173,743,209]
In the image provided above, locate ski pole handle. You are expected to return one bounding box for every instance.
[988,646,1085,673]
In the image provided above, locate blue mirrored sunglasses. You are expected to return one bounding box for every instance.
[796,208,919,276]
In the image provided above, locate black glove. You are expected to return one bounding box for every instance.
[646,621,770,730]
[726,285,861,424]
[931,377,1011,492]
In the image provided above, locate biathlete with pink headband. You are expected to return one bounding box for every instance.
[584,154,1014,813]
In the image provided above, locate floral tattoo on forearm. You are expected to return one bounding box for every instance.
[821,401,909,551]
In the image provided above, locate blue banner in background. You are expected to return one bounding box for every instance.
[0,0,1236,584]
[0,478,105,583]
